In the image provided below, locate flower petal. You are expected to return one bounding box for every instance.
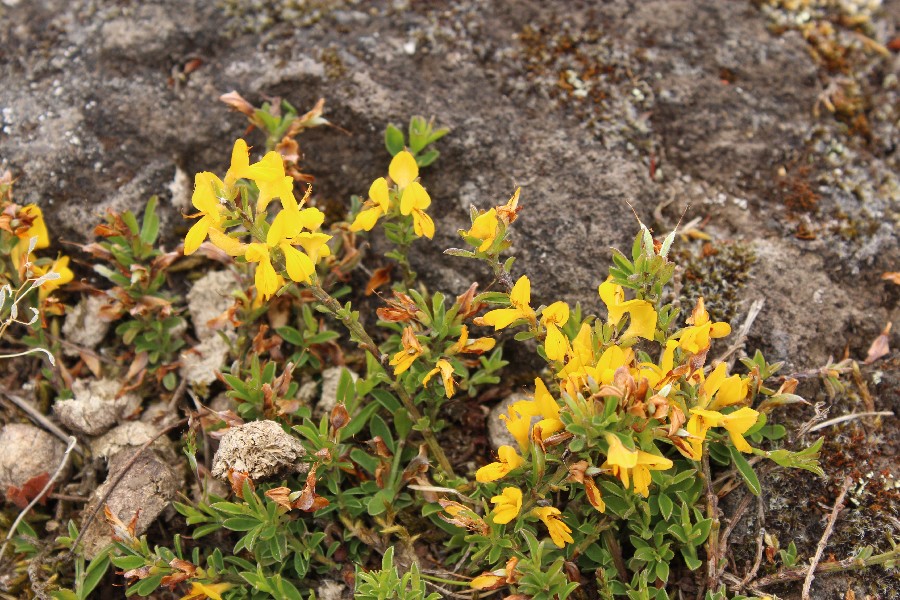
[389,150,418,189]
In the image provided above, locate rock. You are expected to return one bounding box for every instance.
[54,378,142,436]
[211,420,307,481]
[61,295,110,357]
[79,449,181,559]
[316,580,347,600]
[487,392,535,451]
[90,421,177,463]
[0,424,68,495]
[186,270,239,341]
[180,333,233,387]
[316,366,358,417]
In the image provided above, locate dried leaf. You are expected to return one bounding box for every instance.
[227,470,254,499]
[864,322,891,364]
[583,477,606,513]
[5,472,51,508]
[292,466,329,512]
[365,266,393,296]
[265,486,294,511]
[330,404,350,432]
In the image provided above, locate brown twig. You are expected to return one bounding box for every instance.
[702,449,722,595]
[71,417,188,554]
[738,495,766,590]
[802,476,852,599]
[0,391,83,455]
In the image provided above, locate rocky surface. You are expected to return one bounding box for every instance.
[53,378,141,436]
[1,0,898,595]
[211,419,308,480]
[0,423,67,495]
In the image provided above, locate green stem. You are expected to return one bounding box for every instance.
[487,254,513,293]
[308,282,456,478]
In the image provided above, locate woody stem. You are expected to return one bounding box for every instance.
[308,282,456,478]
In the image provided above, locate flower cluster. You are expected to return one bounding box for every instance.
[184,140,331,300]
[350,150,434,239]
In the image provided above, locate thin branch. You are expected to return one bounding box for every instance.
[802,476,852,599]
[715,298,765,367]
[808,411,893,432]
[702,449,722,594]
[0,391,83,455]
[0,436,77,562]
[738,495,766,590]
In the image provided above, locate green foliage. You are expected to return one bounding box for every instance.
[354,547,441,600]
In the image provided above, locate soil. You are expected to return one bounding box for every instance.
[0,0,897,598]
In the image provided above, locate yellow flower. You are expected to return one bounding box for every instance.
[463,207,499,252]
[350,177,391,232]
[180,581,232,600]
[598,277,657,341]
[603,434,672,496]
[389,326,424,375]
[423,359,456,398]
[511,378,564,440]
[699,362,749,410]
[223,138,254,188]
[447,325,496,355]
[12,205,50,269]
[480,275,536,330]
[244,211,317,300]
[475,445,524,482]
[691,407,759,453]
[184,172,228,256]
[251,152,296,213]
[540,301,570,362]
[490,487,522,524]
[500,406,531,451]
[532,506,574,548]
[34,255,74,301]
[496,187,521,225]
[388,151,434,239]
[389,150,419,188]
[679,297,731,354]
[470,574,504,590]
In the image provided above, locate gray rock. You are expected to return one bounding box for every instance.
[61,295,110,357]
[316,366,358,417]
[79,449,182,559]
[90,421,177,464]
[211,420,307,481]
[0,424,68,494]
[54,378,142,436]
[186,270,239,342]
[180,333,233,387]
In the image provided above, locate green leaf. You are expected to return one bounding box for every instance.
[81,553,111,599]
[416,149,440,168]
[385,124,405,156]
[139,196,160,244]
[111,556,145,570]
[128,573,163,596]
[658,493,674,521]
[222,517,261,531]
[729,446,761,496]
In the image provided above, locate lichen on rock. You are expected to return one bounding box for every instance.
[54,378,142,436]
[211,420,308,481]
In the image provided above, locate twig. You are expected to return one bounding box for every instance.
[71,418,188,553]
[738,495,766,590]
[802,476,852,599]
[751,546,900,588]
[0,436,77,562]
[0,391,83,455]
[715,299,764,368]
[808,411,893,432]
[702,449,722,594]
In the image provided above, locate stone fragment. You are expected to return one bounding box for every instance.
[0,424,68,495]
[54,378,141,436]
[79,449,181,559]
[180,334,232,386]
[316,366,358,417]
[186,270,238,342]
[90,421,177,463]
[211,420,307,481]
[61,295,110,357]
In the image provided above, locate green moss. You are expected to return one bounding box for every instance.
[676,241,756,324]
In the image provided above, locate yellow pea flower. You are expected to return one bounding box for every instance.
[679,297,731,354]
[389,326,424,375]
[699,362,750,410]
[475,445,524,482]
[423,359,456,398]
[463,207,499,252]
[540,301,570,362]
[184,172,228,256]
[470,573,504,590]
[598,277,657,341]
[511,378,564,440]
[11,204,50,269]
[500,406,531,451]
[223,139,254,188]
[603,434,672,496]
[180,581,232,600]
[447,325,496,355]
[244,211,317,300]
[389,150,419,188]
[480,275,536,330]
[490,487,522,524]
[691,407,759,453]
[350,177,391,232]
[400,181,434,239]
[34,256,74,301]
[532,506,574,548]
